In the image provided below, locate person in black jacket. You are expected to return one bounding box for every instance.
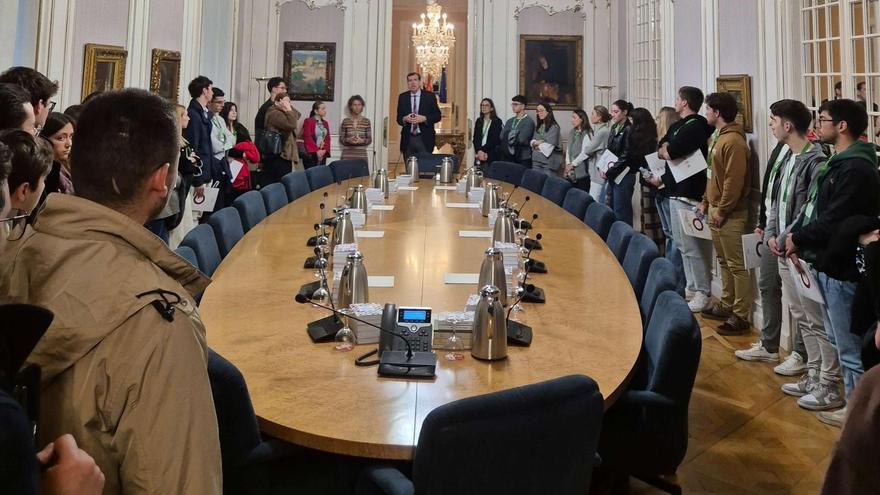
[184,76,231,217]
[785,99,880,427]
[396,72,442,159]
[253,77,286,141]
[605,102,656,226]
[472,98,502,172]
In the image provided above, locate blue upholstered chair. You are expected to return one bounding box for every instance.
[281,171,311,202]
[622,233,660,300]
[207,207,245,258]
[640,258,683,327]
[606,221,635,263]
[520,169,548,194]
[414,153,459,177]
[330,159,370,181]
[486,161,528,186]
[233,190,267,233]
[540,176,572,206]
[180,224,222,277]
[305,165,334,190]
[175,245,199,271]
[584,202,615,240]
[596,291,701,494]
[357,375,604,495]
[260,183,288,215]
[562,187,591,219]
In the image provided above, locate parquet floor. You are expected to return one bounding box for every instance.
[630,313,841,495]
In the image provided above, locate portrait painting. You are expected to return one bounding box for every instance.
[150,49,181,102]
[82,44,127,101]
[716,74,753,133]
[519,35,583,110]
[283,42,336,101]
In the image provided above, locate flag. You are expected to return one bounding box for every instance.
[439,67,448,103]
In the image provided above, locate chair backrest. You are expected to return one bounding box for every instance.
[260,183,288,215]
[622,233,660,299]
[305,165,334,190]
[561,187,591,219]
[175,245,199,271]
[412,375,603,495]
[232,190,267,233]
[207,207,244,258]
[583,202,615,240]
[180,224,222,277]
[606,221,635,263]
[639,258,681,327]
[486,161,528,186]
[329,159,370,181]
[281,171,311,202]
[520,169,548,194]
[540,176,572,206]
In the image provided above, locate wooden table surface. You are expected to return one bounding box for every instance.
[199,179,643,460]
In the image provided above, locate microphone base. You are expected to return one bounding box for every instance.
[304,255,327,269]
[522,286,546,304]
[507,320,533,346]
[525,258,547,274]
[298,281,321,299]
[378,351,437,378]
[523,238,542,251]
[515,219,532,230]
[307,315,344,343]
[306,235,318,247]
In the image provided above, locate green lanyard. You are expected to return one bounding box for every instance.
[512,116,524,131]
[707,129,721,169]
[537,124,546,140]
[803,153,836,221]
[765,144,791,194]
[671,117,697,139]
[570,129,582,161]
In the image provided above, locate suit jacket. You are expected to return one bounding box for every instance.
[184,99,214,187]
[396,90,442,153]
[472,116,503,164]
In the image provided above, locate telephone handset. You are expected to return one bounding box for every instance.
[378,303,398,357]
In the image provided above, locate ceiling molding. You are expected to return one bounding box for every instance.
[513,0,587,20]
[275,0,350,14]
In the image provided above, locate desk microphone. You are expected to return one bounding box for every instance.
[522,214,542,251]
[520,233,546,304]
[294,295,437,377]
[515,195,531,218]
[524,228,548,274]
[505,286,533,347]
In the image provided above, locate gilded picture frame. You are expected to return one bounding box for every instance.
[150,49,181,102]
[283,41,336,101]
[519,35,583,111]
[716,74,753,133]
[81,44,127,101]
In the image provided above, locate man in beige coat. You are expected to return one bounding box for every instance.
[0,89,222,494]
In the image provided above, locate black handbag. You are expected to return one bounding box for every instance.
[259,129,284,158]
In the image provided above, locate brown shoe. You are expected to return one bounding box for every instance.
[717,315,751,335]
[701,303,732,321]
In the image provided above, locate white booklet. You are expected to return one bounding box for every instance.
[741,233,767,270]
[644,152,668,176]
[787,258,825,305]
[668,149,708,183]
[678,208,713,240]
[191,186,219,212]
[596,149,618,174]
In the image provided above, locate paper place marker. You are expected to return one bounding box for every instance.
[355,230,385,239]
[444,273,480,284]
[399,186,419,191]
[446,203,480,209]
[371,205,395,211]
[368,276,395,288]
[435,185,457,191]
[459,230,493,238]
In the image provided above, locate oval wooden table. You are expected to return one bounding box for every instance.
[200,179,643,460]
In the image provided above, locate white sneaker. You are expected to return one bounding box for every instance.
[685,289,695,301]
[797,382,845,411]
[688,292,710,313]
[734,342,779,363]
[773,352,807,376]
[782,371,817,397]
[817,406,847,428]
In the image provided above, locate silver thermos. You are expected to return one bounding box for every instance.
[438,156,455,183]
[478,247,508,306]
[338,251,369,308]
[465,168,482,195]
[349,184,368,214]
[406,156,420,183]
[481,183,500,217]
[373,169,390,198]
[471,285,508,361]
[492,204,517,244]
[331,208,356,253]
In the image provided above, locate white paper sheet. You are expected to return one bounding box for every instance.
[399,186,419,191]
[678,208,713,240]
[596,149,619,174]
[371,205,395,211]
[446,203,480,209]
[668,149,708,183]
[787,258,825,305]
[644,152,668,176]
[443,273,480,284]
[459,230,493,238]
[355,230,385,238]
[368,276,395,288]
[191,186,219,212]
[435,185,457,191]
[741,233,767,271]
[228,160,244,182]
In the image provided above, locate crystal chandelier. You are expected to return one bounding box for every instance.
[411,1,455,80]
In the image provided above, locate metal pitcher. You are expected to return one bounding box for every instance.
[338,251,369,309]
[492,205,517,244]
[373,169,390,198]
[331,208,356,253]
[480,183,500,217]
[471,285,508,361]
[465,168,482,195]
[349,184,368,214]
[477,247,508,306]
[438,156,455,183]
[406,156,420,183]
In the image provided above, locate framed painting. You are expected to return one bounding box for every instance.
[82,44,127,101]
[283,42,336,101]
[519,35,583,110]
[716,74,753,133]
[150,49,181,102]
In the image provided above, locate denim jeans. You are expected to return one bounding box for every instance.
[655,195,685,292]
[668,198,713,295]
[816,271,864,397]
[607,172,636,226]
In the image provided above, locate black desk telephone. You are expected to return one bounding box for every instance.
[379,305,433,356]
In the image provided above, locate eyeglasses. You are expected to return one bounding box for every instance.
[47,100,57,112]
[1,209,29,241]
[817,117,838,124]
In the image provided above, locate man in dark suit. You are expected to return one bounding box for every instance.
[396,72,442,159]
[183,75,231,214]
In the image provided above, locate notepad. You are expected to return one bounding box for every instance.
[371,205,395,211]
[355,230,385,238]
[368,276,395,288]
[446,203,480,209]
[459,230,493,238]
[399,186,419,191]
[435,185,457,191]
[444,273,480,284]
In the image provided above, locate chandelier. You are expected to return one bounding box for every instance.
[411,1,455,80]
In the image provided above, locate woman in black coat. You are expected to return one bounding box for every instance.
[472,98,503,172]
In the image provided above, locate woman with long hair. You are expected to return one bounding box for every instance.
[340,95,373,160]
[166,104,202,247]
[38,112,75,199]
[220,101,251,144]
[605,102,657,225]
[302,101,331,168]
[566,108,606,194]
[655,106,680,140]
[530,101,563,176]
[648,106,681,261]
[472,98,503,171]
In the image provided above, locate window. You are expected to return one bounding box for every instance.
[629,0,662,112]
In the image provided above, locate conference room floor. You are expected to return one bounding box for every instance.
[631,314,840,494]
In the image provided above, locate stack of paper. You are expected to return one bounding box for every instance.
[388,181,399,194]
[433,311,475,350]
[395,174,412,186]
[456,179,468,194]
[332,243,359,269]
[468,187,485,205]
[347,302,384,344]
[365,188,385,205]
[495,242,520,269]
[487,207,500,227]
[349,210,366,228]
[465,293,481,312]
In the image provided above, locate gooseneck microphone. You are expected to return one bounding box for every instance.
[515,195,531,218]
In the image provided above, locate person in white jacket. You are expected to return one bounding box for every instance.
[566,105,612,201]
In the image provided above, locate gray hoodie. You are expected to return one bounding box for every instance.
[765,141,826,243]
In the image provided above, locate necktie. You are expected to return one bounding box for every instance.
[411,94,419,135]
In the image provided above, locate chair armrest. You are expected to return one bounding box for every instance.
[617,390,678,409]
[358,466,415,495]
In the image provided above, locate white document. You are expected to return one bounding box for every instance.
[678,208,713,240]
[355,230,385,238]
[191,186,219,212]
[459,230,493,238]
[644,152,668,176]
[596,149,618,174]
[228,160,244,182]
[368,276,395,288]
[668,150,708,183]
[446,202,480,209]
[741,233,767,271]
[787,258,825,305]
[444,273,480,284]
[371,204,395,211]
[349,210,366,228]
[399,186,419,191]
[435,185,457,191]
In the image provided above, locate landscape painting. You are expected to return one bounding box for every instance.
[283,42,335,101]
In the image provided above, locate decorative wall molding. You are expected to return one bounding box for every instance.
[700,0,719,92]
[179,0,203,104]
[125,0,152,89]
[36,0,78,108]
[275,0,349,14]
[513,0,586,19]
